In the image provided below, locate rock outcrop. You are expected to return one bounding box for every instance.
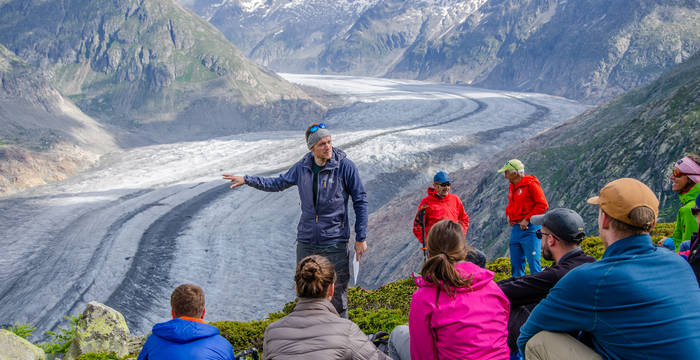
[64,302,133,360]
[0,329,46,360]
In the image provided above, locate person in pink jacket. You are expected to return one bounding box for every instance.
[389,219,510,360]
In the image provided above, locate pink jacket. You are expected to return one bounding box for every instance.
[409,262,510,360]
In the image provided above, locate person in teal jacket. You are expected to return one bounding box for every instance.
[518,178,700,360]
[662,155,700,249]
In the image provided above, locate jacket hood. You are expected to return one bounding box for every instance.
[302,147,346,169]
[152,318,220,344]
[414,262,494,293]
[427,187,448,198]
[514,174,540,188]
[680,183,700,205]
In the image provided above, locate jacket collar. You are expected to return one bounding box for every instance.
[294,297,339,316]
[557,248,585,264]
[602,234,654,259]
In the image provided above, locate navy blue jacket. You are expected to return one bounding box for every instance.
[245,148,368,244]
[518,234,700,359]
[137,318,235,360]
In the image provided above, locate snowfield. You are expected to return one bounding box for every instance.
[0,75,588,336]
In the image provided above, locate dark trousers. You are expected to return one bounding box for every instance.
[296,241,350,318]
[508,304,536,354]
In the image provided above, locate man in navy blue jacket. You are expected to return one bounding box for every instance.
[223,123,368,318]
[138,284,235,360]
[518,178,700,360]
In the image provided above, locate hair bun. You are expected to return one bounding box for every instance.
[301,261,319,280]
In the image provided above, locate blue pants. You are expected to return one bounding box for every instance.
[509,224,542,277]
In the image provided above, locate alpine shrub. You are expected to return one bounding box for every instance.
[3,322,35,339]
[349,308,407,334]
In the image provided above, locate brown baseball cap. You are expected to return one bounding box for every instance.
[587,178,659,227]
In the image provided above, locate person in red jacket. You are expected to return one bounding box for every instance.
[498,159,549,277]
[412,171,469,244]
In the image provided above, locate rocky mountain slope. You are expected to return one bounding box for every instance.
[187,0,700,103]
[316,0,486,76]
[205,0,378,73]
[360,50,700,288]
[0,0,323,145]
[398,0,700,103]
[0,44,118,196]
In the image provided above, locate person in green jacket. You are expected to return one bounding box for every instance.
[662,155,700,249]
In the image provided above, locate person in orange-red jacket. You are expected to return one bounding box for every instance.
[412,171,469,244]
[498,159,548,277]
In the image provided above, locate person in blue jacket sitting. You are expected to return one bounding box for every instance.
[138,284,235,360]
[518,178,700,360]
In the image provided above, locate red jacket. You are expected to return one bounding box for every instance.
[506,175,548,223]
[413,188,469,242]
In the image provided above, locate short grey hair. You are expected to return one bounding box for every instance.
[506,169,525,177]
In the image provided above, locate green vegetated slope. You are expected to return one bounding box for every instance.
[0,0,323,144]
[391,0,700,103]
[0,44,118,195]
[360,50,700,289]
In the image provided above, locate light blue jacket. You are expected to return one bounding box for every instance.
[518,234,700,359]
[245,148,368,244]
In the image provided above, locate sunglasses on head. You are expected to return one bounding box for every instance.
[309,123,326,134]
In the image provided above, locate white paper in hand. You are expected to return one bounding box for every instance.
[352,251,360,285]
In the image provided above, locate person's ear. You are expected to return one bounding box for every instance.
[327,283,335,299]
[171,310,176,319]
[600,210,611,230]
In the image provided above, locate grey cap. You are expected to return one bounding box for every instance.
[306,128,331,149]
[531,208,585,243]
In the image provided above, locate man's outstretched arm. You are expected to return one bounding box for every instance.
[223,165,298,192]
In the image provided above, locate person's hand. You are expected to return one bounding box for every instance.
[355,241,367,261]
[222,174,245,189]
[519,219,529,230]
[507,216,515,226]
[658,237,668,246]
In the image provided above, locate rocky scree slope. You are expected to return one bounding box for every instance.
[0,0,324,145]
[390,0,700,103]
[360,51,700,288]
[0,44,118,196]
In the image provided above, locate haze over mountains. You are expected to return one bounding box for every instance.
[187,0,700,103]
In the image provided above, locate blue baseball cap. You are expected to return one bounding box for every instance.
[434,171,451,183]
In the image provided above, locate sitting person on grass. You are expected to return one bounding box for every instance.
[518,178,700,360]
[498,208,595,359]
[263,255,389,360]
[137,284,235,360]
[389,219,510,360]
